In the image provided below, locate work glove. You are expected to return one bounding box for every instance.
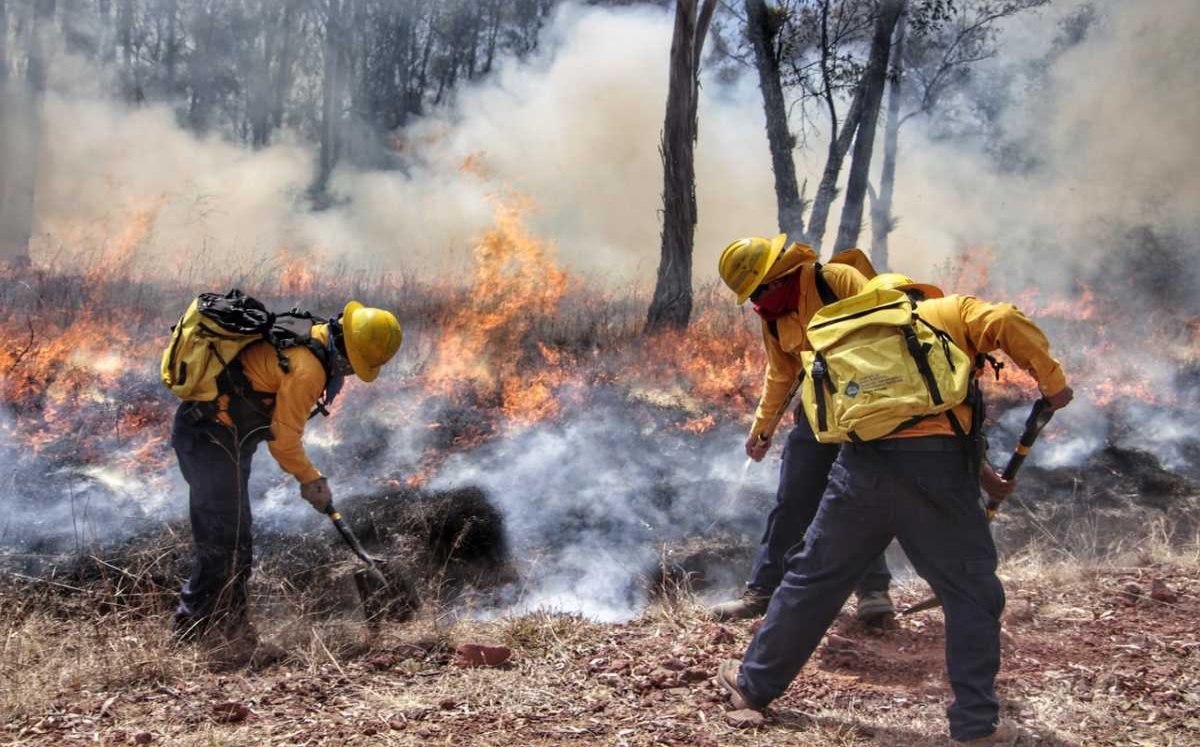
[744,432,771,462]
[300,476,333,513]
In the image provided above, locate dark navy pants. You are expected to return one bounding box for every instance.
[171,403,266,637]
[738,440,1005,741]
[748,416,891,595]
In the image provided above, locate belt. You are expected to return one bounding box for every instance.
[858,436,964,453]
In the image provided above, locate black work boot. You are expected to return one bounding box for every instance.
[854,589,895,623]
[710,588,773,621]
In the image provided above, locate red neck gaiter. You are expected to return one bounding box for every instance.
[752,272,802,321]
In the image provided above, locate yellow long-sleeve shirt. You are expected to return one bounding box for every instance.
[218,324,330,483]
[752,256,869,436]
[894,295,1069,438]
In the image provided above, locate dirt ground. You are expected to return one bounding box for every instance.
[2,553,1198,747]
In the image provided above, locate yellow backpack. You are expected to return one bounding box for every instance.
[161,290,333,405]
[799,288,972,443]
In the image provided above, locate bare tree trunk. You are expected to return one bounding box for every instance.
[315,1,342,200]
[805,0,865,253]
[833,0,903,253]
[164,0,179,95]
[272,0,297,131]
[870,10,906,271]
[646,0,717,332]
[0,0,52,267]
[745,0,804,239]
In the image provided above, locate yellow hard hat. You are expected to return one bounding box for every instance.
[341,301,402,382]
[863,272,944,299]
[718,234,788,305]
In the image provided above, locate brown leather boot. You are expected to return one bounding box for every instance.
[710,588,772,621]
[952,719,1023,745]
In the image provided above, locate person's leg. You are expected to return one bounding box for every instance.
[737,448,896,706]
[173,409,254,639]
[745,418,840,593]
[892,451,1005,742]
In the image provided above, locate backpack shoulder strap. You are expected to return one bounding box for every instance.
[813,262,839,306]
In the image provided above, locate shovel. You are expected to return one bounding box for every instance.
[900,398,1056,616]
[324,502,417,623]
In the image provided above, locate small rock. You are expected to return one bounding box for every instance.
[725,709,765,728]
[453,644,512,668]
[707,625,735,645]
[212,702,250,724]
[1005,599,1036,623]
[362,726,378,736]
[661,658,688,672]
[388,719,406,730]
[682,667,708,683]
[367,654,397,671]
[1121,583,1144,604]
[825,634,855,650]
[134,733,154,745]
[1150,578,1178,604]
[438,697,458,711]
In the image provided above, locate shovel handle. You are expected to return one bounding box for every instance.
[325,503,379,566]
[985,398,1055,518]
[903,398,1055,615]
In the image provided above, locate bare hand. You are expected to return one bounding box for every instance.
[745,432,771,462]
[1045,386,1074,410]
[980,462,1014,502]
[300,476,333,513]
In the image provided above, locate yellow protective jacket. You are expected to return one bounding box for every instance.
[752,244,869,437]
[216,324,329,483]
[893,295,1069,439]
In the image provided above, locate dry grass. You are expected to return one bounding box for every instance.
[6,526,1198,745]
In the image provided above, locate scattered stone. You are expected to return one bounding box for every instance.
[707,625,735,645]
[1150,578,1178,604]
[660,657,688,671]
[1121,583,1144,604]
[682,667,709,683]
[453,643,512,668]
[362,726,378,736]
[388,719,406,730]
[212,701,250,724]
[367,654,397,671]
[1005,599,1037,623]
[438,698,458,710]
[607,658,633,673]
[134,733,154,745]
[725,709,765,729]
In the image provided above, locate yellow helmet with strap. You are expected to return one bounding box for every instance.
[341,301,402,382]
[863,272,945,300]
[718,234,788,305]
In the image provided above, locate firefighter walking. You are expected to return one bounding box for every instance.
[717,273,1073,745]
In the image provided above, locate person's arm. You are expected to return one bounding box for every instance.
[267,352,326,484]
[751,324,802,438]
[959,296,1069,397]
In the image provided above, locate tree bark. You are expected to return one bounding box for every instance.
[0,0,52,267]
[315,0,343,200]
[870,9,906,271]
[833,0,903,253]
[745,0,804,240]
[646,0,717,332]
[805,0,866,253]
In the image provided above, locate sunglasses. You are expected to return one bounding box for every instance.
[749,283,771,303]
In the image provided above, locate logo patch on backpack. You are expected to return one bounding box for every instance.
[844,381,860,397]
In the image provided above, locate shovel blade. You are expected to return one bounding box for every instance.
[353,566,419,623]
